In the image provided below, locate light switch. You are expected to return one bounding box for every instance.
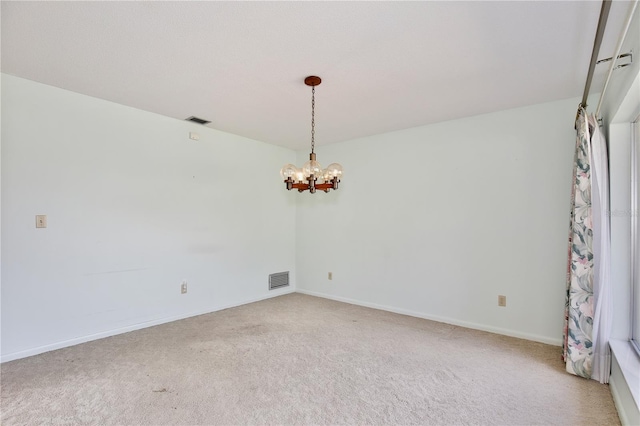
[36,215,47,228]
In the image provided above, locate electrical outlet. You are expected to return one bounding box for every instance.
[498,295,506,307]
[35,215,47,228]
[181,280,188,294]
[328,272,333,280]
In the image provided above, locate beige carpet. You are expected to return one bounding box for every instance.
[1,293,620,425]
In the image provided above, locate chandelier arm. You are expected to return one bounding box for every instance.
[315,183,334,191]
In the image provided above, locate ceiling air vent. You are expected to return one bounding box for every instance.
[269,271,289,290]
[185,116,211,125]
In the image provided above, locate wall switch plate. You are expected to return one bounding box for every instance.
[35,215,47,228]
[328,272,333,280]
[181,280,188,294]
[498,295,507,307]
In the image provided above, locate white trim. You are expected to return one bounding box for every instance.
[611,372,631,426]
[1,288,294,363]
[296,289,562,346]
[610,343,640,426]
[610,339,640,413]
[634,117,640,354]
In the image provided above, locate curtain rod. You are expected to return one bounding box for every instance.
[596,1,639,117]
[580,0,612,110]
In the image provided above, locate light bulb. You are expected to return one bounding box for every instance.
[317,170,327,183]
[325,163,343,180]
[280,164,298,180]
[302,159,323,179]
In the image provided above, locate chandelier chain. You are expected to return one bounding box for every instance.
[311,86,315,154]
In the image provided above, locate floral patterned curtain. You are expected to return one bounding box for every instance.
[563,108,611,383]
[563,108,594,379]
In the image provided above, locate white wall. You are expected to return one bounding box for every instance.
[1,74,297,361]
[296,98,578,344]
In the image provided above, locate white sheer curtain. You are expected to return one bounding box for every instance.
[588,113,612,384]
[563,111,612,383]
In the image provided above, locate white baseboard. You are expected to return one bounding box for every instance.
[296,288,562,346]
[1,288,294,363]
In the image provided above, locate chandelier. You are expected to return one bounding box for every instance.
[280,76,343,193]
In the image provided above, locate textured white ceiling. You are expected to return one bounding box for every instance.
[0,1,632,150]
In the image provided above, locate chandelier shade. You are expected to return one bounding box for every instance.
[280,76,343,194]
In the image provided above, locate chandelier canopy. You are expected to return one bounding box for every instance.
[280,76,343,193]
